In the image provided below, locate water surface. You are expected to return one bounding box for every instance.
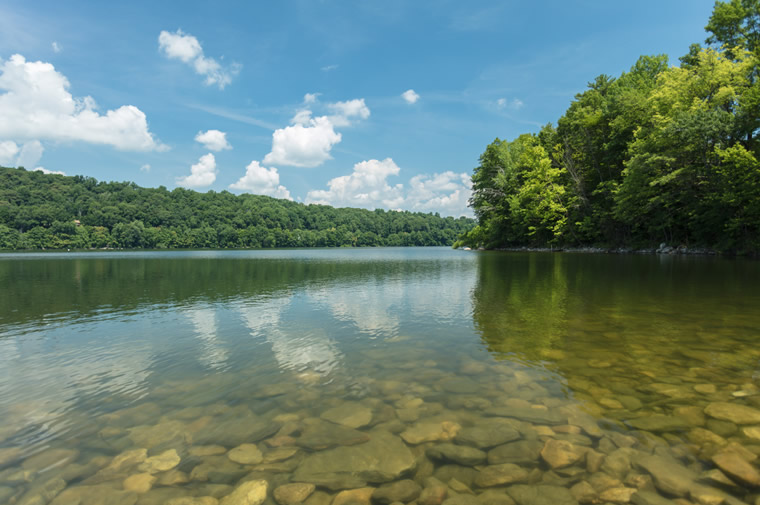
[1,248,759,504]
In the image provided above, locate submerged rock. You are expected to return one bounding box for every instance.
[485,407,564,425]
[704,402,760,425]
[332,487,375,505]
[16,477,66,505]
[506,485,577,505]
[296,420,370,450]
[123,472,155,493]
[273,483,315,505]
[400,422,461,445]
[138,449,180,473]
[456,421,521,449]
[711,450,760,486]
[320,402,373,429]
[487,440,543,465]
[219,479,268,505]
[50,484,139,505]
[371,479,422,504]
[293,431,415,487]
[540,439,585,469]
[633,454,696,497]
[426,443,487,466]
[626,415,691,433]
[228,444,264,465]
[473,463,529,487]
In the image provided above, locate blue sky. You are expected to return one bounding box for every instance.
[0,0,715,216]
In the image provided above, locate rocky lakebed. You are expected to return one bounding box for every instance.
[3,349,760,505]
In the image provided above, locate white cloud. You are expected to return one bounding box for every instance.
[17,140,43,168]
[263,112,342,168]
[229,160,292,200]
[306,158,405,209]
[51,42,62,53]
[0,140,18,165]
[140,163,151,172]
[262,98,370,168]
[158,30,240,89]
[195,129,231,151]
[177,153,217,188]
[306,159,472,217]
[497,97,524,110]
[304,93,319,104]
[0,54,165,151]
[321,64,338,72]
[401,89,420,104]
[327,98,370,127]
[406,171,472,216]
[33,167,65,175]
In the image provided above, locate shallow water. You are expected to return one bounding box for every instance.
[1,248,759,505]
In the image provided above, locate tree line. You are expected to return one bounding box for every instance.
[457,0,760,254]
[0,166,473,250]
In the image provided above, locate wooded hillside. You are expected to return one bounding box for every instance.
[0,166,473,250]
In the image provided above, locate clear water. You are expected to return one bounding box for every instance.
[1,248,759,504]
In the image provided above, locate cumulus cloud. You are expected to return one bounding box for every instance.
[406,171,472,215]
[0,54,165,151]
[195,129,231,151]
[262,98,370,168]
[177,153,217,188]
[263,112,342,168]
[140,164,151,172]
[0,140,19,165]
[34,167,65,175]
[402,89,420,104]
[158,30,240,89]
[327,98,370,127]
[304,93,319,104]
[306,158,405,209]
[51,42,62,53]
[17,140,44,168]
[229,160,292,200]
[306,159,472,217]
[321,64,338,72]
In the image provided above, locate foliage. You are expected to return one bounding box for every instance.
[0,167,473,250]
[458,4,760,254]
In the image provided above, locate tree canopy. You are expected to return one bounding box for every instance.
[457,3,760,254]
[0,166,473,250]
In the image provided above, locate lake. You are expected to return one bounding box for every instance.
[1,248,759,505]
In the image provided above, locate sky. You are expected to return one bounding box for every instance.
[0,0,716,217]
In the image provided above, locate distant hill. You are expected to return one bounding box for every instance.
[0,166,474,250]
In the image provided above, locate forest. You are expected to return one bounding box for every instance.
[0,166,473,250]
[456,0,760,254]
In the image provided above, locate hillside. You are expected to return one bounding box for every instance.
[0,166,474,250]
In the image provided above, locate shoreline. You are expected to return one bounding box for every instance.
[467,245,722,256]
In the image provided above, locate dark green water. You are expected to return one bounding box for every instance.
[1,248,759,505]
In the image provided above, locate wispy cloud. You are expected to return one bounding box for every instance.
[158,29,241,89]
[186,103,278,130]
